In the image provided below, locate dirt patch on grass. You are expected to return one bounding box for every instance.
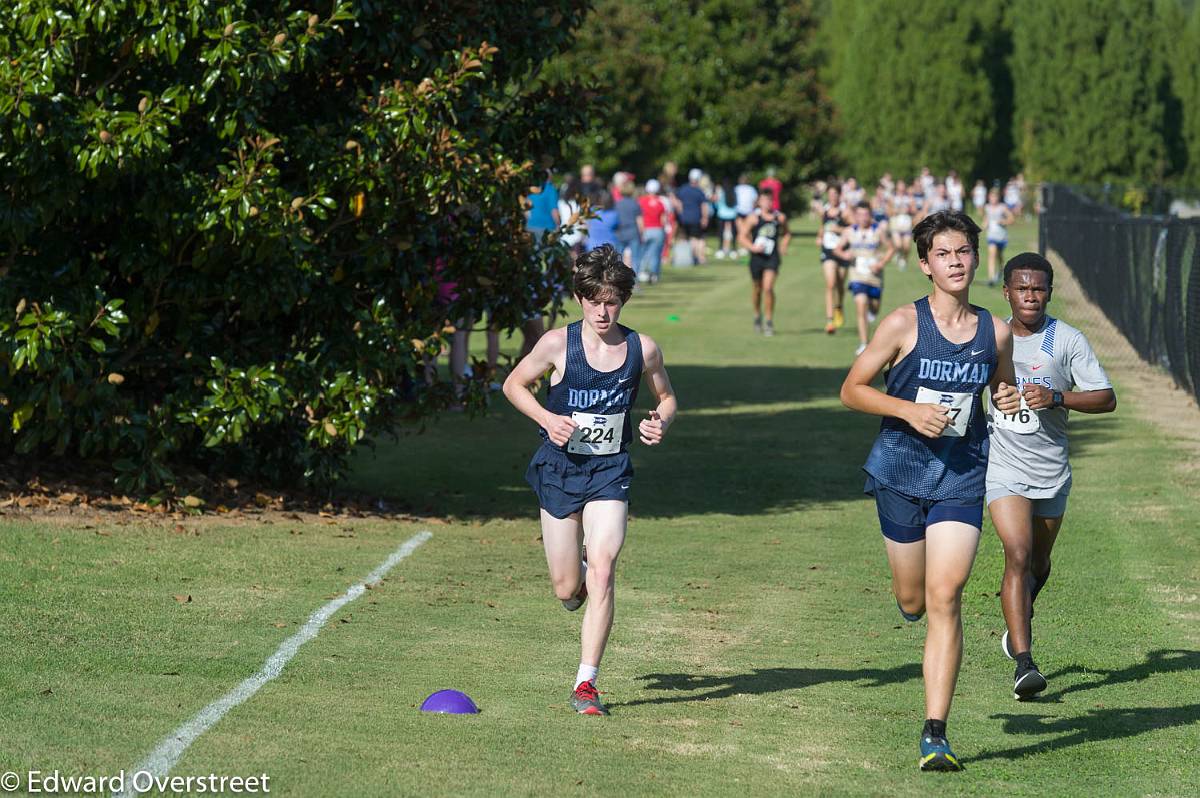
[1045,250,1200,466]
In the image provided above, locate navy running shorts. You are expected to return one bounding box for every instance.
[821,248,850,268]
[865,476,983,543]
[525,444,633,519]
[849,281,882,300]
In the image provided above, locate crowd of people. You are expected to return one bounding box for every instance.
[526,162,795,282]
[438,163,1031,401]
[814,170,1028,355]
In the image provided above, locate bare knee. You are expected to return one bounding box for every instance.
[894,584,925,617]
[551,572,582,601]
[586,558,616,596]
[926,583,963,618]
[1003,544,1032,576]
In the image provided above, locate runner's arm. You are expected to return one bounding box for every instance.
[736,215,756,252]
[638,335,677,445]
[877,223,896,270]
[840,310,949,438]
[1024,332,1117,413]
[779,214,792,256]
[988,318,1021,414]
[832,228,852,261]
[502,330,577,445]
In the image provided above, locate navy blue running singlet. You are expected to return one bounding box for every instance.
[864,296,997,499]
[541,321,642,454]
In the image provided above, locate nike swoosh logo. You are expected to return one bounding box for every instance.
[1030,364,1044,370]
[970,349,985,356]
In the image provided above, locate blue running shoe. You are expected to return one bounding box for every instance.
[919,735,964,772]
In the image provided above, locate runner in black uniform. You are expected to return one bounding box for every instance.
[738,189,791,337]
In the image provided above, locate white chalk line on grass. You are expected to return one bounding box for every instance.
[114,530,433,798]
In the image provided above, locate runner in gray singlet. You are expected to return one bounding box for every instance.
[986,252,1117,701]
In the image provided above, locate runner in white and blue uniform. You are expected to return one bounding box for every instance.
[986,252,1116,700]
[835,202,895,356]
[841,210,1020,771]
[983,187,1015,287]
[503,244,678,717]
[889,181,916,271]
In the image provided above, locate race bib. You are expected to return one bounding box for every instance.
[567,411,624,455]
[822,230,841,249]
[754,235,775,255]
[991,395,1041,434]
[855,255,878,276]
[915,386,974,438]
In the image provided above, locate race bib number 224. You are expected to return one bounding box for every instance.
[567,411,625,455]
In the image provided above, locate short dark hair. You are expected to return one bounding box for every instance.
[855,201,871,211]
[758,188,774,200]
[574,245,635,304]
[1003,251,1054,287]
[913,210,980,261]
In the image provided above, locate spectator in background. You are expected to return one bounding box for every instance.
[526,169,560,242]
[614,180,644,270]
[714,178,739,259]
[758,167,783,212]
[659,161,679,192]
[674,168,710,265]
[579,164,599,196]
[611,171,631,205]
[638,179,668,284]
[734,174,758,256]
[584,189,620,253]
[557,178,585,258]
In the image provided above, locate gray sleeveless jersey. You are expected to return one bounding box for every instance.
[986,317,1111,494]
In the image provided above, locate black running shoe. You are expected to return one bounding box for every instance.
[1013,659,1048,700]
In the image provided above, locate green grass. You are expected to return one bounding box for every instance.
[2,218,1198,796]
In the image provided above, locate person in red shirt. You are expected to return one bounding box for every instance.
[758,168,783,212]
[637,179,669,284]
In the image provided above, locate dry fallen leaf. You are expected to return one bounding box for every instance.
[173,594,192,603]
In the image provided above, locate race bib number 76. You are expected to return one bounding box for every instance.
[567,411,625,455]
[915,386,973,437]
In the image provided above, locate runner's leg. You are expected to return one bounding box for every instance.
[580,500,628,667]
[991,495,1035,652]
[541,508,584,601]
[923,521,982,721]
[761,268,778,324]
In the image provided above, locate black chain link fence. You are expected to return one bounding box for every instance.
[1040,183,1200,407]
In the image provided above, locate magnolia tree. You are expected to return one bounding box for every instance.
[0,0,589,490]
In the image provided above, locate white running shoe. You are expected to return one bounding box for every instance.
[637,271,650,284]
[855,343,867,356]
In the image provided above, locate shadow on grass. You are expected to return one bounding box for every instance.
[611,663,921,708]
[977,703,1200,762]
[971,649,1200,763]
[351,365,874,520]
[1042,649,1200,701]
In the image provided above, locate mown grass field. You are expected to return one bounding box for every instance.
[2,218,1198,796]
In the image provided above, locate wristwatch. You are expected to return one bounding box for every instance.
[1051,390,1064,408]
